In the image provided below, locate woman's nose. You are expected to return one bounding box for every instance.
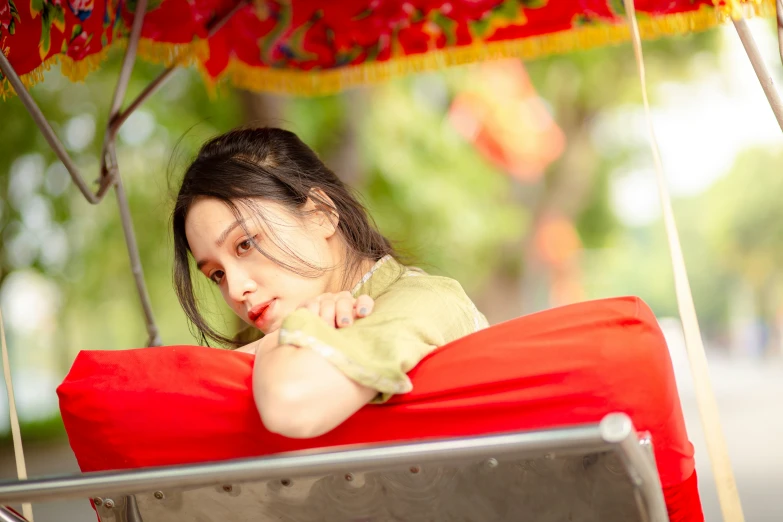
[226,268,257,303]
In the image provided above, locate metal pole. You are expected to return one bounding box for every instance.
[600,414,669,522]
[733,18,783,133]
[99,0,246,346]
[112,68,178,131]
[94,0,162,346]
[113,159,161,346]
[109,1,147,118]
[0,51,112,204]
[0,424,609,504]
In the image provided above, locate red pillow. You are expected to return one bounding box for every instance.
[57,296,703,521]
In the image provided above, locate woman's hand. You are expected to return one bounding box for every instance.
[298,291,374,328]
[235,293,372,354]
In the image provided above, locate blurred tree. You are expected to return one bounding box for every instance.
[472,30,724,314]
[579,144,783,355]
[702,146,783,355]
[1,54,244,364]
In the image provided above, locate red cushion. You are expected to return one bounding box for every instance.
[57,296,703,521]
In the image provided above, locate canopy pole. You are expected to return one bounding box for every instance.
[0,310,33,522]
[732,18,783,133]
[101,0,163,347]
[99,0,247,347]
[622,1,746,521]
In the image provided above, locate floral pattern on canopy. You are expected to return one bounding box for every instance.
[0,0,774,97]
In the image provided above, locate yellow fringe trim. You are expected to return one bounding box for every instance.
[1,0,774,99]
[1,37,207,99]
[217,0,775,97]
[59,47,112,82]
[125,38,209,68]
[716,0,769,20]
[1,47,110,99]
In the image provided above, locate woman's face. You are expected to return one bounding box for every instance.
[185,197,340,334]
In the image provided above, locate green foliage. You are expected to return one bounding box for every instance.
[1,53,244,357]
[359,79,527,290]
[0,416,66,444]
[582,145,783,335]
[706,147,783,279]
[285,77,528,293]
[576,167,616,249]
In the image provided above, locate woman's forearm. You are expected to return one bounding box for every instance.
[251,338,376,438]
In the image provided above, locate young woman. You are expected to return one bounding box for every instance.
[172,127,488,439]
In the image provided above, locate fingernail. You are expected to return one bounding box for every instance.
[341,317,350,325]
[359,308,368,316]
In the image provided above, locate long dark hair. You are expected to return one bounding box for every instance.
[172,127,395,346]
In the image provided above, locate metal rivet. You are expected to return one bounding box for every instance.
[104,499,115,509]
[154,491,165,500]
[222,485,233,493]
[93,498,103,507]
[485,458,498,468]
[281,479,292,487]
[344,473,354,481]
[409,466,420,474]
[582,454,599,469]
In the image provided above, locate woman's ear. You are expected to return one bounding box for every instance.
[306,188,339,238]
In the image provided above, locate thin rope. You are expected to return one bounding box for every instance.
[621,1,745,520]
[0,309,33,521]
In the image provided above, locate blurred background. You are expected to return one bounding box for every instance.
[0,15,782,521]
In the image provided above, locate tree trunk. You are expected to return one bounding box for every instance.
[238,90,287,127]
[325,89,369,186]
[518,104,597,314]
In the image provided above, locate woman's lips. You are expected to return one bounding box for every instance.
[248,299,275,329]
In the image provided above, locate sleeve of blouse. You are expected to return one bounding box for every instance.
[278,276,479,403]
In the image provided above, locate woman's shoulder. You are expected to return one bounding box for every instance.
[380,262,489,333]
[393,264,468,295]
[359,256,468,299]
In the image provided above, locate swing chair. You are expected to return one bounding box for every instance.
[1,1,782,521]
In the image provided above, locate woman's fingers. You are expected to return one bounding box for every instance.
[299,293,375,329]
[354,295,374,318]
[335,292,355,328]
[318,295,337,326]
[303,298,320,318]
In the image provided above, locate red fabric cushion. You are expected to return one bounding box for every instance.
[58,296,703,521]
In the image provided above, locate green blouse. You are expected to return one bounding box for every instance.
[278,255,488,403]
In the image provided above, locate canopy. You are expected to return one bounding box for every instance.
[0,0,775,98]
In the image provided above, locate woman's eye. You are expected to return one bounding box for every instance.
[209,270,224,284]
[237,236,257,255]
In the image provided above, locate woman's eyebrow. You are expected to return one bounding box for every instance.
[216,219,247,247]
[195,218,250,269]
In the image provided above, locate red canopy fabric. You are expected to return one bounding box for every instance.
[1,0,773,97]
